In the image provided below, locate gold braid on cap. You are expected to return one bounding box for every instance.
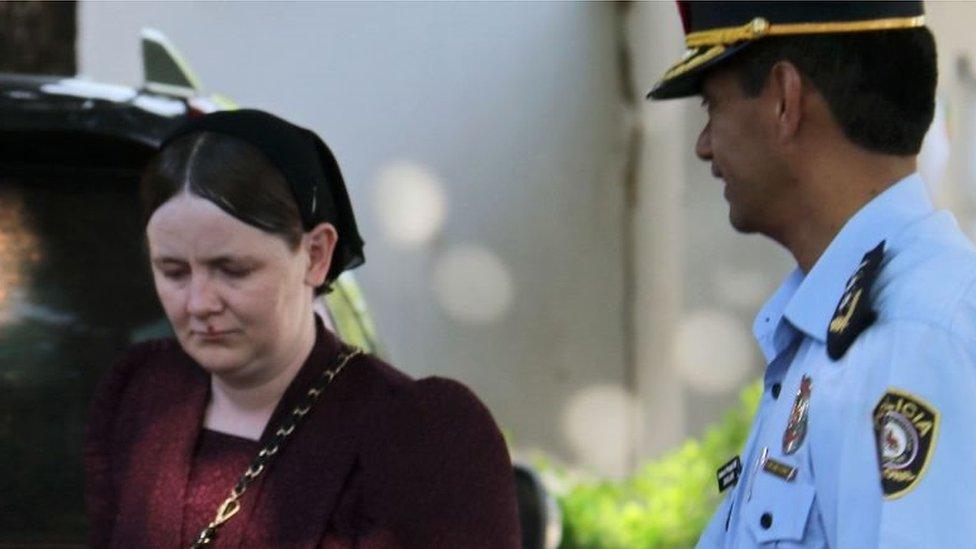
[661,15,925,83]
[662,45,727,81]
[685,15,926,48]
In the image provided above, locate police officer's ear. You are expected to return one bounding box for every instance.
[768,60,804,142]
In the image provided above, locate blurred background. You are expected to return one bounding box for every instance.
[3,1,976,547]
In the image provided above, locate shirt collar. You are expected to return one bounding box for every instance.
[753,268,803,362]
[779,173,934,343]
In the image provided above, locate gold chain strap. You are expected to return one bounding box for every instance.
[190,346,363,548]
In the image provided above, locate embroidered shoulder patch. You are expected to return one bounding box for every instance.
[872,389,939,499]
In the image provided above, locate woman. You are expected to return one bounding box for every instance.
[84,109,520,548]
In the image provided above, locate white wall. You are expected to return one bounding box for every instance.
[927,2,976,229]
[79,1,631,474]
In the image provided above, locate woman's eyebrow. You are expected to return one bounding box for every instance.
[151,256,185,265]
[150,255,261,266]
[203,255,260,266]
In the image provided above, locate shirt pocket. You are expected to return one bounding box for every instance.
[743,471,816,545]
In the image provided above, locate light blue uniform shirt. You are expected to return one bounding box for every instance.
[698,174,976,548]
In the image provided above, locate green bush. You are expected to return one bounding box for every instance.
[541,381,762,549]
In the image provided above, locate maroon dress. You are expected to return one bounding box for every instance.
[84,322,521,548]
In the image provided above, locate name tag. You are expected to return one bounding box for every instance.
[717,455,742,493]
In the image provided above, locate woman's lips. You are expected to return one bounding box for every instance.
[192,329,239,341]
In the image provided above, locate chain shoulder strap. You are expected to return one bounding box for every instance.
[191,346,363,548]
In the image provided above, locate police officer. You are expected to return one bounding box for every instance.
[649,2,976,547]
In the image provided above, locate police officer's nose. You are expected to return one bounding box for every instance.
[696,121,713,161]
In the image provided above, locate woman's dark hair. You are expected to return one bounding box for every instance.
[140,131,330,291]
[728,27,937,156]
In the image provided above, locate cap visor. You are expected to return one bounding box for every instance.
[647,43,750,100]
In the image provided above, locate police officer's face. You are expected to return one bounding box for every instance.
[695,67,793,234]
[146,192,332,383]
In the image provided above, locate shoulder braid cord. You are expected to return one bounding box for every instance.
[191,346,363,548]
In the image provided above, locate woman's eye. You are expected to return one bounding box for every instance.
[161,269,188,280]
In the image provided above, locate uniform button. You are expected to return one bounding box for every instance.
[760,512,773,529]
[771,383,781,399]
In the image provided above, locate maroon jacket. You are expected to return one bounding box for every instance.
[85,323,521,548]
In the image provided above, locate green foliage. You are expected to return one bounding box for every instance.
[542,381,762,549]
[324,272,383,356]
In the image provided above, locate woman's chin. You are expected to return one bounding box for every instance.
[183,341,247,375]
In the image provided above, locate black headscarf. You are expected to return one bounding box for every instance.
[162,109,365,283]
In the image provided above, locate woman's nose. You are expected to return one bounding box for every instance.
[186,274,222,317]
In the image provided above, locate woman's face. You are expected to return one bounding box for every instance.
[146,192,316,382]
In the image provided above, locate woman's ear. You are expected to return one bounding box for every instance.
[304,222,338,288]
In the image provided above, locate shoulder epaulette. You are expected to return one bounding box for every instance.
[827,241,885,360]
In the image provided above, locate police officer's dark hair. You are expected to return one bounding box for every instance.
[140,131,304,252]
[729,27,937,156]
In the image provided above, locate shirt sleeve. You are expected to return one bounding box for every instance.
[696,494,733,548]
[371,377,522,548]
[835,320,976,548]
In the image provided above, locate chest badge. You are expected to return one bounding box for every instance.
[782,375,812,455]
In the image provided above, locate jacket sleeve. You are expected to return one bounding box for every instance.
[84,343,151,548]
[370,376,521,549]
